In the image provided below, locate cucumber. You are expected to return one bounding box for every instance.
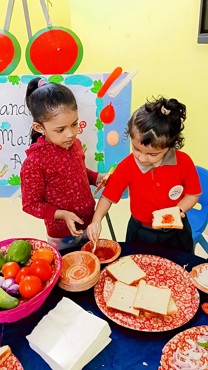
[0,287,19,309]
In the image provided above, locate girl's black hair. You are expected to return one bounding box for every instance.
[127,96,186,149]
[26,77,78,143]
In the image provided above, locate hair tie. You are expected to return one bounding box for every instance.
[38,79,47,88]
[161,106,171,115]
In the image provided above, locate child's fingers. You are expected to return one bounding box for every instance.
[98,173,107,184]
[71,229,83,236]
[73,215,84,225]
[92,224,101,242]
[87,224,99,243]
[65,213,84,236]
[69,221,83,236]
[86,226,94,242]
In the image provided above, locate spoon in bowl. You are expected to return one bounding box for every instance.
[92,224,98,253]
[92,240,96,254]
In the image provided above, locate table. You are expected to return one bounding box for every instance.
[1,242,207,370]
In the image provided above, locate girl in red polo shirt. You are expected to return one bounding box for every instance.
[87,96,201,253]
[20,77,104,250]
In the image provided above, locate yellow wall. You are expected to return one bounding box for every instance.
[1,0,207,167]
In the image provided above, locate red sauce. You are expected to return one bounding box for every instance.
[161,214,175,224]
[95,247,114,261]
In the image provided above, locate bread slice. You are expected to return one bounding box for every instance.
[143,296,178,318]
[167,296,178,315]
[133,280,172,316]
[106,281,140,317]
[106,256,146,285]
[0,345,11,365]
[152,206,183,229]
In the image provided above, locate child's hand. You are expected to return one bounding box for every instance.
[87,222,101,243]
[64,212,84,236]
[94,171,114,196]
[94,168,116,195]
[96,173,107,186]
[93,174,107,196]
[180,210,185,218]
[55,210,84,236]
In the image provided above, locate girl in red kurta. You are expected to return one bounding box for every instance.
[21,78,103,250]
[87,97,202,253]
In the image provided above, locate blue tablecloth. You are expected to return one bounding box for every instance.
[1,242,207,370]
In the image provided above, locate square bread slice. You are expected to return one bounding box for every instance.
[106,256,146,285]
[133,280,172,316]
[143,296,178,318]
[106,281,140,317]
[152,206,183,229]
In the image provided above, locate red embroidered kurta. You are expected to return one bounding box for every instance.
[20,137,98,238]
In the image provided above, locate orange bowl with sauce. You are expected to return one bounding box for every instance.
[81,239,121,264]
[59,251,100,292]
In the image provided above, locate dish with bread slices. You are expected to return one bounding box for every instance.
[0,345,23,369]
[94,255,199,331]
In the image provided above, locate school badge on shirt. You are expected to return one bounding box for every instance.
[169,185,184,200]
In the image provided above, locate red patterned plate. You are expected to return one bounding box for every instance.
[94,255,200,332]
[159,325,208,369]
[189,263,208,294]
[1,353,23,370]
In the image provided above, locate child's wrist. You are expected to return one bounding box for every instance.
[92,219,101,225]
[54,209,68,220]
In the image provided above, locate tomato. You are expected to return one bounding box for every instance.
[2,261,21,279]
[15,266,30,284]
[19,275,42,299]
[32,248,54,264]
[29,260,52,282]
[201,302,208,314]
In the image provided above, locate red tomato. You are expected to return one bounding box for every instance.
[32,248,54,264]
[19,275,42,299]
[15,266,30,284]
[2,262,21,279]
[29,260,52,282]
[201,302,208,314]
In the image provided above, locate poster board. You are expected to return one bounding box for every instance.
[0,73,131,197]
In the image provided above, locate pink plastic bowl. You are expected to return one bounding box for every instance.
[0,238,62,323]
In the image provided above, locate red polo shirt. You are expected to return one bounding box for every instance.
[102,150,201,224]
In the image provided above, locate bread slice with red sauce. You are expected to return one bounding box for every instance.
[152,206,183,229]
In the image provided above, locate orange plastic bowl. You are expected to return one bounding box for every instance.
[81,239,121,264]
[0,238,62,323]
[59,251,100,292]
